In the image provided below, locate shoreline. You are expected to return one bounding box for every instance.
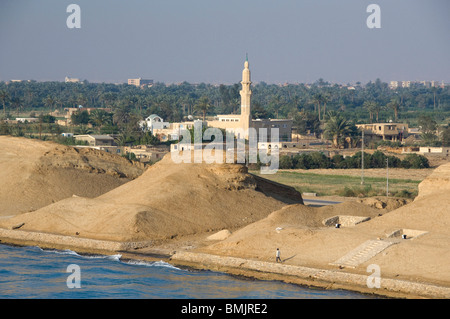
[1,228,448,299]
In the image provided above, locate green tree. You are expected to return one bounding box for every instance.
[402,154,429,168]
[0,90,10,118]
[387,97,401,122]
[44,96,56,111]
[38,114,56,123]
[11,97,21,117]
[442,125,450,147]
[279,155,293,169]
[195,96,212,121]
[363,100,378,123]
[418,115,438,145]
[89,109,112,132]
[324,112,354,148]
[139,131,160,145]
[71,110,90,125]
[293,111,320,137]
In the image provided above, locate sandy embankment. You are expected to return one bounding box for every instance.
[0,136,144,217]
[0,136,449,299]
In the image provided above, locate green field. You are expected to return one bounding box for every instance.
[251,170,421,198]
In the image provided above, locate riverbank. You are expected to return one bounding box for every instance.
[0,138,448,299]
[1,227,448,299]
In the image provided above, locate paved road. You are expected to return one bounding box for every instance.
[303,198,342,207]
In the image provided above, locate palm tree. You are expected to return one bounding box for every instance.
[11,97,21,117]
[387,97,401,122]
[311,93,325,121]
[44,96,56,111]
[363,100,382,122]
[76,94,88,107]
[195,96,212,121]
[0,90,10,118]
[89,109,111,133]
[113,101,133,127]
[324,112,353,148]
[363,101,375,123]
[321,93,330,120]
[76,125,93,135]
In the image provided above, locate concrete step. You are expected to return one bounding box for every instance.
[330,240,396,268]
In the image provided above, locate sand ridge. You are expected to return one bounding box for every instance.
[0,136,144,217]
[0,137,448,298]
[0,147,303,242]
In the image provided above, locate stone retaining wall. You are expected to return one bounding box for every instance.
[171,251,450,299]
[0,228,151,251]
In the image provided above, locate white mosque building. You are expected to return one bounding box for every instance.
[151,57,293,142]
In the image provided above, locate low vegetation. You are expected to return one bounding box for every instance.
[251,170,421,198]
[278,151,429,170]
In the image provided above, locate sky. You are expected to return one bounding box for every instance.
[0,0,449,85]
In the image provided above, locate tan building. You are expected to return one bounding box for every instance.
[148,57,292,143]
[123,145,169,163]
[207,57,292,141]
[357,123,409,142]
[74,134,115,146]
[128,78,154,87]
[65,76,81,83]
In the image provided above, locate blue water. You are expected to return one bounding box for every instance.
[0,243,374,299]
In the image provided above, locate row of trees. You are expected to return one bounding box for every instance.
[279,151,430,170]
[1,78,449,150]
[0,79,449,124]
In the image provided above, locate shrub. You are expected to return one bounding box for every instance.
[402,154,429,169]
[279,155,293,169]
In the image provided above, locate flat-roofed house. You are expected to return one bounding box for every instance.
[357,123,409,142]
[74,134,115,146]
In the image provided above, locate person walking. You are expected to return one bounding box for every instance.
[276,248,282,263]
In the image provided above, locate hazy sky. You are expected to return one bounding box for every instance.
[0,0,449,84]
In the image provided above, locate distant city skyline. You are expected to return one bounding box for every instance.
[0,0,449,85]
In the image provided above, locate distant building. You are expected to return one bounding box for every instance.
[16,118,39,123]
[390,80,445,89]
[139,114,170,133]
[65,76,81,83]
[123,145,169,163]
[419,147,450,156]
[74,134,115,146]
[357,123,409,142]
[206,57,293,141]
[402,146,450,157]
[128,78,154,87]
[402,81,411,88]
[155,58,293,144]
[389,81,400,89]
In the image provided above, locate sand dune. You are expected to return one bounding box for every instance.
[1,136,448,296]
[199,162,450,287]
[0,136,144,217]
[0,149,303,242]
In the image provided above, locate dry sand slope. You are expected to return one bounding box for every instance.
[0,136,144,217]
[200,162,450,287]
[0,149,303,242]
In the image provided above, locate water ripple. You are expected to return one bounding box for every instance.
[0,244,374,299]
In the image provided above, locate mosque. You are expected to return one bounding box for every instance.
[145,57,293,142]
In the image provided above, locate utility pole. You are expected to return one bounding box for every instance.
[386,157,389,197]
[361,129,364,185]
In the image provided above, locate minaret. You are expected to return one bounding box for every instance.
[240,54,252,139]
